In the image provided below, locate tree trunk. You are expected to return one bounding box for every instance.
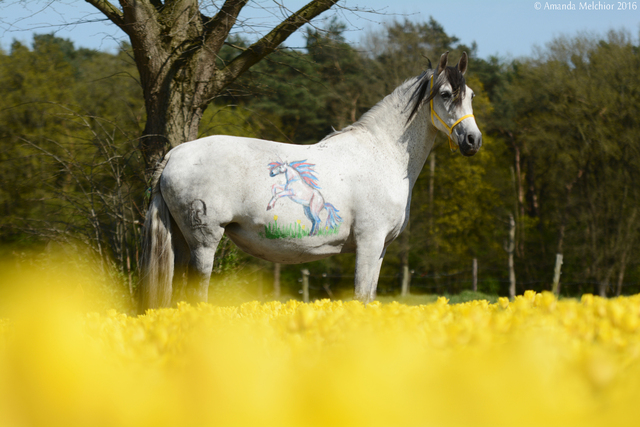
[429,153,435,233]
[616,209,636,296]
[472,258,477,292]
[508,252,516,299]
[551,253,563,296]
[511,138,525,258]
[505,213,516,299]
[322,273,334,299]
[616,253,627,297]
[87,0,340,172]
[598,269,613,298]
[400,220,411,297]
[140,76,206,169]
[273,262,281,299]
[428,153,437,291]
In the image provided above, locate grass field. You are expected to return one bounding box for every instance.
[1,265,640,426]
[261,217,340,239]
[376,289,500,305]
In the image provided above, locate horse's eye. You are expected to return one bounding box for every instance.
[441,91,452,100]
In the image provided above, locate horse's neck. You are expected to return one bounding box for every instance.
[356,79,437,189]
[403,114,437,189]
[284,167,300,184]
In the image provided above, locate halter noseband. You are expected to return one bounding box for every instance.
[429,74,475,152]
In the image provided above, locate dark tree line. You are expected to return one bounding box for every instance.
[2,17,640,306]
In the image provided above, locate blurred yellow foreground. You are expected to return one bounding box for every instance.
[1,263,640,427]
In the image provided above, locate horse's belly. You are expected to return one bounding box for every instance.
[225,223,351,264]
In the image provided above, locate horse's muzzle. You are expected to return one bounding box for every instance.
[459,131,483,157]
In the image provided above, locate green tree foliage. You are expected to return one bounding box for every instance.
[3,19,640,301]
[501,30,640,296]
[211,20,370,145]
[0,36,148,308]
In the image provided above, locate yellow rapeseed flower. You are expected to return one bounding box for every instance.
[1,265,640,427]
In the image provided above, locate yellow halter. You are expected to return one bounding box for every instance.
[429,74,474,152]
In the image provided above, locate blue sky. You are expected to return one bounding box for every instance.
[1,0,639,59]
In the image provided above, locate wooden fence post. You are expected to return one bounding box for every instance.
[401,264,411,297]
[552,253,563,296]
[472,258,478,292]
[301,269,310,303]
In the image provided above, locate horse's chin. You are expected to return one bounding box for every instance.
[460,146,478,157]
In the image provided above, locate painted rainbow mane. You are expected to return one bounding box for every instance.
[269,160,321,189]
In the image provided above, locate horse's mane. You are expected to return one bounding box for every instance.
[290,160,321,189]
[321,65,466,141]
[269,160,321,189]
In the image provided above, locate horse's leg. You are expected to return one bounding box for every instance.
[307,192,324,235]
[170,216,190,305]
[311,209,323,235]
[267,184,282,210]
[185,227,224,305]
[354,239,387,303]
[303,205,317,235]
[267,188,293,211]
[273,183,285,194]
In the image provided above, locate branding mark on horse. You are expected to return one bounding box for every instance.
[189,199,207,229]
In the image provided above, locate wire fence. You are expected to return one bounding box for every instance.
[216,261,640,302]
[286,269,640,299]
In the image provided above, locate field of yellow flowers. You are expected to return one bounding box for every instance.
[1,264,640,427]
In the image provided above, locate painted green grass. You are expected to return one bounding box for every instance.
[261,219,340,239]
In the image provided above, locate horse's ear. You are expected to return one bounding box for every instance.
[437,51,449,76]
[457,52,468,76]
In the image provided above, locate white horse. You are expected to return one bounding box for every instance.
[139,52,482,312]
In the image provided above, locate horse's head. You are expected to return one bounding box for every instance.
[430,52,482,156]
[408,51,483,157]
[269,161,288,177]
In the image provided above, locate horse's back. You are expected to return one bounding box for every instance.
[163,135,277,180]
[166,135,279,169]
[159,137,268,225]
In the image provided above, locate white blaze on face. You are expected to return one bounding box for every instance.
[456,85,481,139]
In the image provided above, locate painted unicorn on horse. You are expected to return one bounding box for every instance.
[139,52,482,313]
[267,160,342,235]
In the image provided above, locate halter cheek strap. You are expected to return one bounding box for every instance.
[429,75,475,152]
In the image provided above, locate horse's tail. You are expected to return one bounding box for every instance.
[138,152,174,314]
[324,202,343,229]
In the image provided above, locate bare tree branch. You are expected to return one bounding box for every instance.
[84,0,125,30]
[212,0,338,97]
[203,0,250,55]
